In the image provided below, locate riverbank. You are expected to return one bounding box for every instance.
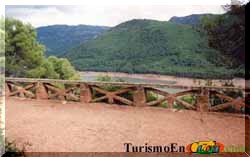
[80,71,246,88]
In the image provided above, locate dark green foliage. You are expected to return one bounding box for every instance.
[200,4,245,66]
[181,95,196,105]
[159,102,168,108]
[5,18,44,77]
[26,58,59,79]
[146,91,158,102]
[46,56,80,80]
[5,18,79,80]
[37,25,109,56]
[65,19,244,79]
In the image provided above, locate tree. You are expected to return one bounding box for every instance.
[200,1,245,67]
[0,17,4,57]
[5,18,80,80]
[5,18,44,77]
[47,56,80,80]
[26,59,59,79]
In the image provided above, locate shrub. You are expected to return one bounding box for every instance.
[96,75,112,82]
[4,139,25,157]
[159,101,168,108]
[181,94,196,105]
[146,91,158,102]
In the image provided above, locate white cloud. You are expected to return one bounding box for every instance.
[5,5,225,27]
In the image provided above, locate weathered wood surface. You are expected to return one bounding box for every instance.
[5,77,248,113]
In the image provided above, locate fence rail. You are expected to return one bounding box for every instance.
[5,77,248,113]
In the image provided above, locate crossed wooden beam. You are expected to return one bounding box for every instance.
[44,83,80,101]
[91,86,134,105]
[145,87,197,109]
[5,79,247,113]
[6,82,36,98]
[210,91,245,111]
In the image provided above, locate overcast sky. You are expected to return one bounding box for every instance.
[5,5,225,27]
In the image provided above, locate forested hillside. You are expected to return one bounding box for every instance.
[37,25,109,56]
[65,19,244,78]
[169,14,216,26]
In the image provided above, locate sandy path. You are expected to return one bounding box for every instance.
[6,98,245,152]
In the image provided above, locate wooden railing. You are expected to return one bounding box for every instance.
[5,77,248,113]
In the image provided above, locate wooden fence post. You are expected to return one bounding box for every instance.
[35,82,48,100]
[80,83,92,103]
[5,83,10,97]
[133,86,146,107]
[166,97,175,108]
[246,116,250,155]
[197,89,209,112]
[107,93,114,104]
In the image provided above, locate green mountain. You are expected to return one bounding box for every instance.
[169,14,216,26]
[65,19,244,78]
[37,24,110,56]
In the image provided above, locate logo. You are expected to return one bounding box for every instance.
[186,141,224,154]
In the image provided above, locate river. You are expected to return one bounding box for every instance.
[80,71,246,94]
[81,73,184,93]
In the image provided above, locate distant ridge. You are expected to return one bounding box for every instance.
[169,14,216,26]
[37,24,110,56]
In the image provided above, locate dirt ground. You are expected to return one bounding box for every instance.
[5,97,245,152]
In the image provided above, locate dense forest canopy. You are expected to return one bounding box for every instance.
[64,16,245,79]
